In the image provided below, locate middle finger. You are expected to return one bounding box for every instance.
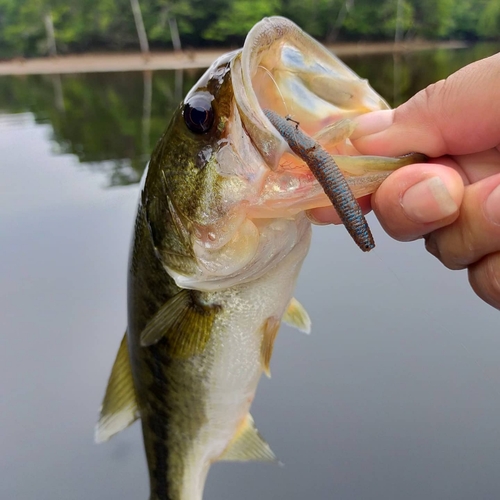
[425,172,500,269]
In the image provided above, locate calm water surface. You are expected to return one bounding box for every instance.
[2,44,500,500]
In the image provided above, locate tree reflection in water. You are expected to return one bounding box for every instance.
[0,68,201,186]
[0,43,498,187]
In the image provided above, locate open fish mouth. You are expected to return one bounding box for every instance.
[233,16,389,167]
[230,16,422,219]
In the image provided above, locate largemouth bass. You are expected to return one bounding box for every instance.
[96,16,424,500]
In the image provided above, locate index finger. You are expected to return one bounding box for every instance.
[351,53,500,158]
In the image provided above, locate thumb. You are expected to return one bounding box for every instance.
[351,52,500,158]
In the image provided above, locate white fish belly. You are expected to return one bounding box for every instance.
[194,223,311,465]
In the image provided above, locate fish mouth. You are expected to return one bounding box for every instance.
[230,16,395,217]
[166,18,426,289]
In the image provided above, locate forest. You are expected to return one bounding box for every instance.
[1,0,499,58]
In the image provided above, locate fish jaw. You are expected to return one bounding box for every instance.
[233,16,389,164]
[229,16,420,218]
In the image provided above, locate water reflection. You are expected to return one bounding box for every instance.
[0,69,202,186]
[345,42,499,107]
[0,43,498,187]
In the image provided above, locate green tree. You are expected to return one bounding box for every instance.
[343,0,413,39]
[203,0,281,41]
[0,0,498,58]
[448,0,483,39]
[282,0,340,39]
[410,0,455,38]
[0,0,67,55]
[478,0,500,38]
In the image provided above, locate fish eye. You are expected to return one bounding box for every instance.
[183,94,214,134]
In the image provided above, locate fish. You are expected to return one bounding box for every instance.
[96,16,426,500]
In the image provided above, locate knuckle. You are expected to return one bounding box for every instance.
[424,233,441,259]
[424,231,467,270]
[425,220,476,270]
[469,253,500,310]
[423,80,445,107]
[413,79,446,121]
[405,79,453,153]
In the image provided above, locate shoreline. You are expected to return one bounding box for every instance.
[0,40,468,76]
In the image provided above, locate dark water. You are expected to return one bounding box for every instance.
[2,44,500,500]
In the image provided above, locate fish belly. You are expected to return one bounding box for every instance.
[178,224,312,498]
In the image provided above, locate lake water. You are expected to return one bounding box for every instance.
[2,43,500,500]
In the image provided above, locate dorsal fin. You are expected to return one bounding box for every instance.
[140,290,220,358]
[95,333,139,443]
[219,414,277,463]
[282,297,311,334]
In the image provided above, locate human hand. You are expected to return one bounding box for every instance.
[308,52,500,309]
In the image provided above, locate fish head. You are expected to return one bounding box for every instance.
[143,17,412,291]
[143,50,275,291]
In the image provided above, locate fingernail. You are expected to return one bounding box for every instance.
[402,177,458,223]
[485,184,500,225]
[350,110,395,140]
[305,209,334,226]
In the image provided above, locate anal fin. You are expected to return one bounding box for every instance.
[219,414,277,463]
[95,333,139,443]
[282,297,311,334]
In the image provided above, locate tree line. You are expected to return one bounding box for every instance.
[1,0,499,58]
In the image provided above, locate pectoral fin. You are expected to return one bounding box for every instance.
[282,297,311,334]
[219,414,277,463]
[140,290,220,358]
[95,333,138,443]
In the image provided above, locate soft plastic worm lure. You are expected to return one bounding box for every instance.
[264,108,375,252]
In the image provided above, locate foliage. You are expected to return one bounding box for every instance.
[0,0,498,58]
[477,0,500,39]
[203,0,281,41]
[343,0,414,39]
[410,0,455,38]
[0,69,203,184]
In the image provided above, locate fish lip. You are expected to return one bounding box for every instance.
[232,16,389,172]
[231,19,292,171]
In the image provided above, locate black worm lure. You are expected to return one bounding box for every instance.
[264,108,375,252]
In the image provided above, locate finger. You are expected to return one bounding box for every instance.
[424,173,500,270]
[371,163,464,241]
[306,195,371,225]
[468,252,500,310]
[351,53,500,157]
[450,147,500,184]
